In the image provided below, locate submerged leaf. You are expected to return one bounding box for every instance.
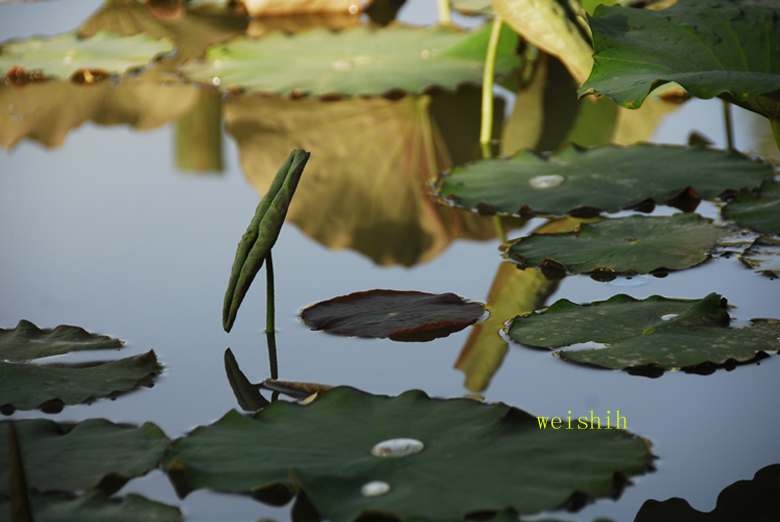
[223,149,310,332]
[508,293,780,376]
[722,180,780,236]
[301,290,485,341]
[0,419,169,496]
[0,491,182,522]
[0,31,174,81]
[436,144,773,217]
[164,387,653,520]
[180,23,519,97]
[0,321,123,362]
[578,0,780,120]
[739,238,780,277]
[507,214,732,276]
[0,351,160,414]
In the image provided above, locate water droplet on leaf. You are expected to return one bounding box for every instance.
[371,438,424,457]
[361,481,390,497]
[529,174,565,189]
[661,314,678,321]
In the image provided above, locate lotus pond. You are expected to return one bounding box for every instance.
[1,0,780,521]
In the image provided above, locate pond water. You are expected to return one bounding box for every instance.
[1,1,779,521]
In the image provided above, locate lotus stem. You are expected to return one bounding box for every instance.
[265,251,278,384]
[437,0,451,26]
[770,119,780,153]
[480,15,503,159]
[722,99,734,150]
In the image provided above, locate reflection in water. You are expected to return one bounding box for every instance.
[224,91,510,266]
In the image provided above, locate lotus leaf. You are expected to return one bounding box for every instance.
[578,0,780,121]
[0,320,123,362]
[436,144,773,217]
[224,348,269,411]
[635,464,780,522]
[179,23,520,97]
[508,293,780,375]
[0,492,182,522]
[300,290,485,341]
[223,149,310,332]
[722,180,780,235]
[0,351,161,413]
[0,419,169,495]
[164,387,652,521]
[739,238,780,277]
[507,213,731,276]
[492,0,594,85]
[0,31,174,80]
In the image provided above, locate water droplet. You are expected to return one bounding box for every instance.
[529,174,564,189]
[420,49,431,59]
[348,4,359,14]
[361,481,390,497]
[211,77,221,86]
[331,60,352,71]
[661,314,678,321]
[371,438,424,457]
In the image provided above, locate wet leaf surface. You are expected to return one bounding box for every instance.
[223,149,310,332]
[0,321,123,362]
[507,214,732,276]
[436,144,773,217]
[0,30,174,80]
[578,0,780,120]
[0,419,169,495]
[0,491,182,522]
[508,293,780,376]
[0,351,161,414]
[164,387,653,520]
[722,180,780,236]
[301,290,485,341]
[179,23,519,97]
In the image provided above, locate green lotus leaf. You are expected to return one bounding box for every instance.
[300,290,486,341]
[507,214,732,276]
[578,0,780,119]
[508,293,780,375]
[0,492,182,522]
[436,144,773,217]
[164,387,653,521]
[451,0,494,16]
[223,149,310,332]
[179,22,520,97]
[0,419,169,495]
[0,351,161,414]
[739,238,780,277]
[635,463,780,522]
[0,320,123,362]
[0,30,174,80]
[722,180,780,236]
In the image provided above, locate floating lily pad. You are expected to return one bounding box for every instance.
[739,238,780,277]
[300,290,486,341]
[165,387,652,521]
[507,214,731,277]
[578,0,780,118]
[722,180,780,236]
[223,149,310,332]
[0,31,174,81]
[0,419,169,495]
[0,491,182,522]
[436,144,773,217]
[635,463,780,522]
[180,23,519,97]
[0,351,161,414]
[0,320,123,362]
[508,293,780,376]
